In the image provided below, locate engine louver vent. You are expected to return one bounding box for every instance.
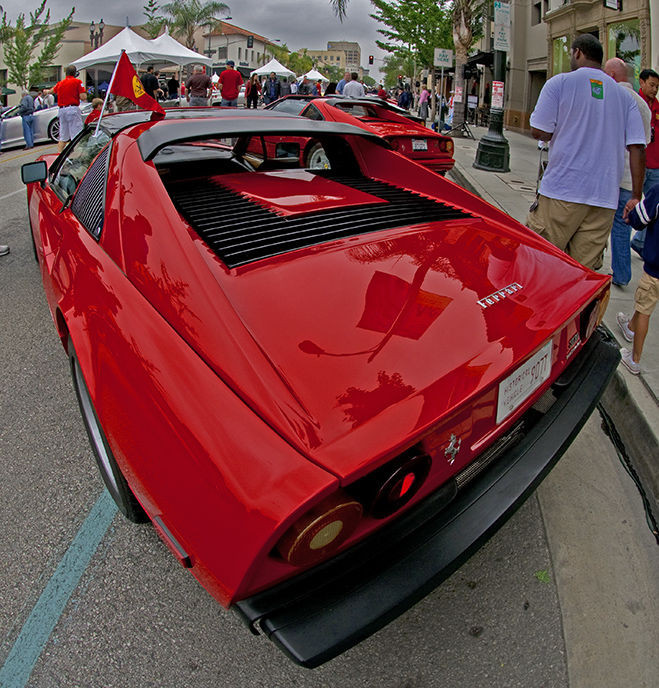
[71,145,110,239]
[167,174,470,268]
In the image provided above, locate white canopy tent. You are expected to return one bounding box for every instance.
[71,27,212,70]
[251,58,295,78]
[298,69,330,83]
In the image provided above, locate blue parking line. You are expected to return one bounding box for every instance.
[0,490,117,688]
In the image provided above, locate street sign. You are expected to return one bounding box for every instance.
[494,1,511,51]
[434,48,453,68]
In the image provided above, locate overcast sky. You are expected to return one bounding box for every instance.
[1,0,391,72]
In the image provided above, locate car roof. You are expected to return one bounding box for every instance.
[129,109,383,161]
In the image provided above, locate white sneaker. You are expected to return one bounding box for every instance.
[616,312,634,342]
[620,348,641,375]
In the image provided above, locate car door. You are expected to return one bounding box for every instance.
[36,129,112,314]
[1,106,23,148]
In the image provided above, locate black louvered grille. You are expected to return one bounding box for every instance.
[167,174,470,268]
[71,145,109,239]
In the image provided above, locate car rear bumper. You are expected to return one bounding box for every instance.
[234,327,619,668]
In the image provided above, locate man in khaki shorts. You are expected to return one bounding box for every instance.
[616,182,659,374]
[527,34,646,270]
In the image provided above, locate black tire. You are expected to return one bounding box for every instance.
[47,117,59,142]
[69,339,149,523]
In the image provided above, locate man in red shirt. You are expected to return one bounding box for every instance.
[218,61,244,107]
[50,65,87,152]
[632,68,659,256]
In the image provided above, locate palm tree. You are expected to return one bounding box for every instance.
[161,0,230,50]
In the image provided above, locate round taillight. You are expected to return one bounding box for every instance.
[276,493,363,568]
[369,452,431,519]
[390,138,400,151]
[446,139,454,155]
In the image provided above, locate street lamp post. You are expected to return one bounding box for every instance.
[89,19,105,50]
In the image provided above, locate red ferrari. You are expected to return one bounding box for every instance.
[266,95,455,174]
[22,108,618,668]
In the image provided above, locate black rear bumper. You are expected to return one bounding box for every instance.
[234,328,620,668]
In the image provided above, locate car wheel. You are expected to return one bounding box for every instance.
[305,142,331,169]
[47,117,60,142]
[69,339,149,523]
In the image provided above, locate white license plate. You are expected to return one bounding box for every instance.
[496,341,552,424]
[412,139,428,151]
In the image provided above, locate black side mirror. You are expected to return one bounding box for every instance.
[21,160,48,185]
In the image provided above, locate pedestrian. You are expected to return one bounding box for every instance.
[616,182,659,374]
[186,64,213,107]
[140,65,161,100]
[168,73,180,100]
[85,98,104,125]
[289,78,298,95]
[604,58,652,286]
[280,77,292,97]
[526,34,646,271]
[418,85,430,121]
[18,89,35,149]
[245,73,261,108]
[343,72,365,98]
[397,84,412,109]
[378,84,387,100]
[336,71,350,95]
[630,68,659,258]
[49,65,87,153]
[325,82,337,95]
[217,61,243,107]
[297,76,313,95]
[263,72,281,105]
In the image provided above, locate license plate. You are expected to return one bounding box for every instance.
[412,139,428,151]
[496,341,552,424]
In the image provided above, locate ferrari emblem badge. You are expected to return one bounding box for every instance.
[445,434,462,464]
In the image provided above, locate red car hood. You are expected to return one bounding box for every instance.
[132,169,606,481]
[176,174,604,481]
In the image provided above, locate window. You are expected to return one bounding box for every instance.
[552,36,570,75]
[532,1,542,25]
[218,45,228,60]
[238,47,241,60]
[608,20,641,90]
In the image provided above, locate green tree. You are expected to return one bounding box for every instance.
[161,0,230,50]
[286,49,313,76]
[0,0,74,89]
[370,0,452,80]
[142,0,166,39]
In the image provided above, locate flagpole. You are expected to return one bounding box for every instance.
[94,50,125,137]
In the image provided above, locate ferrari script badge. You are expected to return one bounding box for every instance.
[444,434,462,464]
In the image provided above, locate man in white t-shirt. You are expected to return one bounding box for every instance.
[526,34,646,270]
[343,72,366,98]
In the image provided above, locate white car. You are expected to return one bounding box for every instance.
[0,103,91,150]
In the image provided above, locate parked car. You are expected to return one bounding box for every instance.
[211,84,246,107]
[266,95,455,174]
[21,108,619,668]
[0,102,91,150]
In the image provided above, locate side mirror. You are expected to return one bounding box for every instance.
[21,160,48,185]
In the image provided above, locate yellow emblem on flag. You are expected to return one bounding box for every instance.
[132,75,146,98]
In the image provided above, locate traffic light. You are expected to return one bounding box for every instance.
[369,55,374,65]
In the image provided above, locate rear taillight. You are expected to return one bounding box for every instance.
[349,447,432,519]
[275,492,363,568]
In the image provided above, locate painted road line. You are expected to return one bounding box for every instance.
[0,189,25,201]
[0,490,117,688]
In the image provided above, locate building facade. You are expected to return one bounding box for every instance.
[206,22,280,78]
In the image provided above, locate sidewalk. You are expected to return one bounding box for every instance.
[447,125,659,527]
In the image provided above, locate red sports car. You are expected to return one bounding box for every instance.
[22,108,618,668]
[266,95,455,174]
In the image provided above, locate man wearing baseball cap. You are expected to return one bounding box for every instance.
[218,60,244,107]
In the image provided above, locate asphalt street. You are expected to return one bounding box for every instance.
[0,141,657,687]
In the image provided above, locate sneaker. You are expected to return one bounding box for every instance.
[0,245,9,257]
[616,312,634,342]
[620,348,641,375]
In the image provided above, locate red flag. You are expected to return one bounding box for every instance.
[110,51,165,120]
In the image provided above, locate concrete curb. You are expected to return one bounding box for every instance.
[600,370,659,531]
